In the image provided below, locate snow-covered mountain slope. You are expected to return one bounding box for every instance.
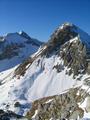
[0,22,90,119]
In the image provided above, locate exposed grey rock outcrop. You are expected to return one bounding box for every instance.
[26,87,89,120]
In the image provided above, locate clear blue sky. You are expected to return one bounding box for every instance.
[0,0,90,41]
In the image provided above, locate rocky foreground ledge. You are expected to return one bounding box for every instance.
[0,109,24,120]
[25,87,90,120]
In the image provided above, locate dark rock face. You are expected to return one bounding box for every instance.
[0,110,23,120]
[0,44,24,60]
[19,31,32,40]
[42,24,78,56]
[60,37,87,77]
[14,56,33,76]
[52,36,90,78]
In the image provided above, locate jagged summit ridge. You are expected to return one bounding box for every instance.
[55,22,73,32]
[15,23,90,77]
[19,30,32,40]
[40,23,90,58]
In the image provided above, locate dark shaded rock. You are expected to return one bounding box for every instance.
[60,37,87,77]
[42,24,78,57]
[14,101,21,107]
[0,109,23,120]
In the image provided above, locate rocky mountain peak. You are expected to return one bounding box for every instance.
[14,23,90,77]
[19,30,32,40]
[41,23,78,56]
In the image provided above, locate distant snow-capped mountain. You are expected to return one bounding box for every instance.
[0,23,90,120]
[0,31,42,72]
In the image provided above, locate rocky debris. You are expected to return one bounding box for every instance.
[19,31,32,40]
[0,109,23,120]
[42,23,78,57]
[53,63,64,73]
[51,35,89,79]
[14,56,32,76]
[59,36,87,77]
[26,87,89,120]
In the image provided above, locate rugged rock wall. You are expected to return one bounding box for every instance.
[26,87,89,120]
